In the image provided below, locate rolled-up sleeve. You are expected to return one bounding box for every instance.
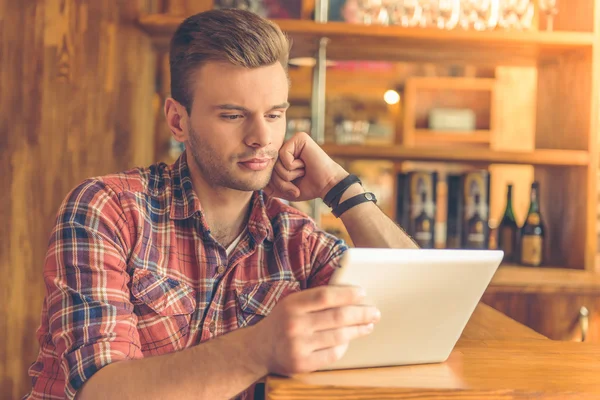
[26,179,143,400]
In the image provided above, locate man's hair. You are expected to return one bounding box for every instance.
[169,9,291,114]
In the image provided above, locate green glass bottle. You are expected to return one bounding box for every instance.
[497,184,519,263]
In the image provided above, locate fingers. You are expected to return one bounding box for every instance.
[294,286,366,312]
[274,160,305,182]
[305,343,350,372]
[270,172,300,198]
[309,305,381,331]
[310,323,375,351]
[279,137,307,170]
[267,157,305,199]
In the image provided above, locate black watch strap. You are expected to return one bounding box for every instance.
[332,192,377,218]
[323,174,362,209]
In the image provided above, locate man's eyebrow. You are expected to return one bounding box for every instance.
[269,102,290,110]
[215,104,249,112]
[214,102,290,112]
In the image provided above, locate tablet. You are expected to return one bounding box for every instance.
[323,248,503,370]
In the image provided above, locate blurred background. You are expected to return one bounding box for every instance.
[1,0,599,397]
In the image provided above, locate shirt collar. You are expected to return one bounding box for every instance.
[169,151,274,244]
[169,151,202,220]
[247,191,275,244]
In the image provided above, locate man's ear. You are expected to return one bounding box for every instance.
[164,98,189,143]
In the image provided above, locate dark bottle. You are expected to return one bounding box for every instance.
[497,184,519,263]
[520,182,545,267]
[466,194,486,249]
[414,192,434,248]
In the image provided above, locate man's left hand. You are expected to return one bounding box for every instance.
[265,132,347,202]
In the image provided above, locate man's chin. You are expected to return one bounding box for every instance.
[227,174,272,192]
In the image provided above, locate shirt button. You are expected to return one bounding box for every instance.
[208,321,216,334]
[217,265,225,275]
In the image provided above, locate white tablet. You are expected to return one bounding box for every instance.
[324,248,503,370]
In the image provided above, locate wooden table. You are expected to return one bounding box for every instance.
[266,304,600,399]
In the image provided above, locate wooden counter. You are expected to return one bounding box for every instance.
[266,304,600,399]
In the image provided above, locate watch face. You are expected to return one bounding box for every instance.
[365,193,374,201]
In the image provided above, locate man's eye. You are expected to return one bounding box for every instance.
[266,114,282,119]
[222,115,243,120]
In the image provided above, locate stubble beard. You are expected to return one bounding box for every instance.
[187,127,275,192]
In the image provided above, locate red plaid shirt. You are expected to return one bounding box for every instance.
[26,151,347,400]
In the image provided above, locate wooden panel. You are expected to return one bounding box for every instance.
[137,16,595,65]
[593,0,600,273]
[167,0,213,15]
[460,303,546,340]
[536,53,592,151]
[534,166,588,269]
[155,52,173,163]
[530,294,600,342]
[0,1,156,398]
[483,292,600,343]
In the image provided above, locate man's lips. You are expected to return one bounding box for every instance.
[238,158,272,171]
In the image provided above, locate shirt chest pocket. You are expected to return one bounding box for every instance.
[235,280,300,328]
[131,269,197,355]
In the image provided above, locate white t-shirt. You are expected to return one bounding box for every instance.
[226,228,247,257]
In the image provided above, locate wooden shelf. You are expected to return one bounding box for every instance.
[408,77,497,91]
[137,15,595,66]
[320,144,589,166]
[487,266,600,294]
[413,129,492,145]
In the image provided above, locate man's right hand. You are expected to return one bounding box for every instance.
[250,285,381,376]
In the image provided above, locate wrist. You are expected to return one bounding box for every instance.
[319,167,349,201]
[240,325,270,377]
[337,183,365,204]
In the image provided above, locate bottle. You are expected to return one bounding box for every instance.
[466,193,486,249]
[414,191,434,248]
[520,182,545,267]
[445,174,462,249]
[497,184,519,263]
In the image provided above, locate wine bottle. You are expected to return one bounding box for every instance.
[520,182,545,267]
[466,193,486,249]
[461,170,490,249]
[414,191,434,248]
[446,174,462,249]
[497,184,519,263]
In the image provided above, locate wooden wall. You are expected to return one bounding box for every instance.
[0,0,158,397]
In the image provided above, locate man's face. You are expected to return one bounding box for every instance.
[185,61,289,192]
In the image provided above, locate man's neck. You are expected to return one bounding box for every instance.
[187,162,253,247]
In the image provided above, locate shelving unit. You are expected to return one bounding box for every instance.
[136,0,600,336]
[137,15,594,65]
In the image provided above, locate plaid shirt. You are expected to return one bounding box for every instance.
[26,151,347,400]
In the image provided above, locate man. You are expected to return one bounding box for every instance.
[26,9,417,400]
